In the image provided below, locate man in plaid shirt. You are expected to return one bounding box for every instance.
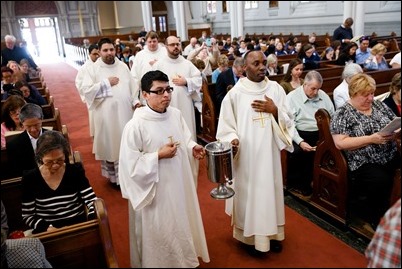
[365,198,401,268]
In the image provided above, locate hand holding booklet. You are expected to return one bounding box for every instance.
[379,117,401,135]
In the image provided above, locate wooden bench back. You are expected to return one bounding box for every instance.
[310,108,349,224]
[0,167,118,267]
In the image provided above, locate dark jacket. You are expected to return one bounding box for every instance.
[6,128,48,177]
[215,68,238,116]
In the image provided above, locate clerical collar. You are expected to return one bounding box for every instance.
[147,104,167,114]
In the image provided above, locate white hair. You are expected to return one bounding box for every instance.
[4,35,16,43]
[342,63,363,80]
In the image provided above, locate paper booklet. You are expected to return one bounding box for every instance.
[379,117,401,135]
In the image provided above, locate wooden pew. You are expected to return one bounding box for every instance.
[197,80,218,145]
[1,176,119,268]
[296,108,401,240]
[42,95,55,119]
[42,107,62,131]
[34,198,119,268]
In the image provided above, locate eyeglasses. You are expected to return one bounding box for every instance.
[42,158,65,167]
[146,87,174,95]
[9,110,20,116]
[167,43,181,47]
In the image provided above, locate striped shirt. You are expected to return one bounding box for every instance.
[22,162,97,234]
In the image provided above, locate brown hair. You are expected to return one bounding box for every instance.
[389,72,401,96]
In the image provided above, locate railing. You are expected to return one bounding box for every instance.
[64,43,88,67]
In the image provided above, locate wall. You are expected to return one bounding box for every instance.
[1,1,401,43]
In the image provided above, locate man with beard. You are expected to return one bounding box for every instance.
[80,37,139,186]
[216,50,295,253]
[153,36,202,186]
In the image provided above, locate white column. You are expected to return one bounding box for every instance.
[141,1,153,32]
[229,1,238,39]
[354,1,365,35]
[172,1,188,41]
[236,1,244,39]
[343,1,353,21]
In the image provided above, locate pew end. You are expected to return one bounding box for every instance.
[310,108,349,226]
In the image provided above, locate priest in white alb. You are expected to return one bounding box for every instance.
[216,50,295,253]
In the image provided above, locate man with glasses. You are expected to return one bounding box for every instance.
[119,70,209,268]
[6,103,48,177]
[153,36,203,185]
[80,37,139,186]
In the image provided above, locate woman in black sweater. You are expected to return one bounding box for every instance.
[21,130,98,234]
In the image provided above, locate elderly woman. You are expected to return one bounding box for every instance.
[383,72,401,116]
[364,43,389,71]
[330,73,400,229]
[266,53,281,76]
[332,63,363,109]
[21,130,97,234]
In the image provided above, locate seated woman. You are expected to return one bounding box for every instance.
[14,80,47,106]
[330,73,400,229]
[298,43,320,70]
[18,58,32,82]
[335,42,358,66]
[363,43,389,71]
[320,47,335,61]
[280,58,304,94]
[266,54,281,76]
[1,67,16,100]
[211,54,229,83]
[21,130,98,234]
[383,72,401,117]
[1,95,26,149]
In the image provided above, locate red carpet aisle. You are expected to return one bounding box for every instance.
[40,61,368,268]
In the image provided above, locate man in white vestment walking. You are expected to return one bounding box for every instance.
[216,50,295,253]
[118,70,210,268]
[75,44,99,138]
[80,37,140,185]
[153,35,203,185]
[130,31,167,100]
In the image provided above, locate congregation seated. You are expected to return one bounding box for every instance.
[363,43,389,71]
[286,70,335,196]
[382,72,401,117]
[215,57,245,116]
[266,54,281,76]
[1,95,26,149]
[279,58,304,94]
[18,58,33,82]
[330,73,400,230]
[333,63,363,109]
[14,80,47,106]
[211,54,229,84]
[298,43,320,70]
[1,67,16,100]
[21,130,98,234]
[6,103,49,177]
[335,42,358,66]
[355,36,371,65]
[320,47,335,61]
[389,51,401,69]
[1,200,52,268]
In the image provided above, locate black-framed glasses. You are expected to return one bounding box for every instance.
[146,87,174,95]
